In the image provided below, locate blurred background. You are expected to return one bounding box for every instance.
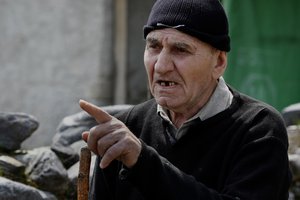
[0,0,299,149]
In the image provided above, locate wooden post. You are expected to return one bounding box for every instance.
[114,0,128,104]
[77,146,92,200]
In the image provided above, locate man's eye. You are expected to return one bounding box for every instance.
[175,47,190,54]
[178,48,187,52]
[147,44,159,49]
[147,44,162,52]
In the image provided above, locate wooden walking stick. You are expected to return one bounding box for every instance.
[78,146,92,200]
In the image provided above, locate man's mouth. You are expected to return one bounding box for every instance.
[158,81,176,86]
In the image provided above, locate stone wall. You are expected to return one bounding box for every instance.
[0,104,132,200]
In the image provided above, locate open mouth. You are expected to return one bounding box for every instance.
[158,81,176,86]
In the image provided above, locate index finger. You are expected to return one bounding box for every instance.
[79,99,112,123]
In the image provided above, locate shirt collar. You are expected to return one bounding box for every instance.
[157,77,233,124]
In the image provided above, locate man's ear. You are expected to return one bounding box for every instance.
[212,51,227,79]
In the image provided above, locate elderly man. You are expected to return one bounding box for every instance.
[79,0,292,199]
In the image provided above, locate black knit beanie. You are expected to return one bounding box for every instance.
[144,0,230,52]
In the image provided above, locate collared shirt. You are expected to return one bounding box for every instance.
[157,77,233,139]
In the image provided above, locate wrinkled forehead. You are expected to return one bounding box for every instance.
[146,28,213,49]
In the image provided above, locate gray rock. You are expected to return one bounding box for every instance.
[287,125,300,154]
[16,147,69,197]
[0,112,39,152]
[70,140,88,156]
[56,111,97,134]
[0,155,26,183]
[282,103,300,126]
[290,154,300,182]
[50,111,96,168]
[0,177,57,200]
[51,143,79,169]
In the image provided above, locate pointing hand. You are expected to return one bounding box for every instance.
[79,100,141,169]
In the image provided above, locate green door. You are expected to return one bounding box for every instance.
[223,0,300,111]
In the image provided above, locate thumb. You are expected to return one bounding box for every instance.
[82,131,89,142]
[79,99,112,124]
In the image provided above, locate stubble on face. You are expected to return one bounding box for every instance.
[144,29,220,121]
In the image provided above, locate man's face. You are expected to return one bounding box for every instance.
[144,28,226,113]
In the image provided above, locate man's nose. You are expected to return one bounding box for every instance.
[154,50,174,73]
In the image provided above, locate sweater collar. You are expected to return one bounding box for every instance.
[157,77,233,125]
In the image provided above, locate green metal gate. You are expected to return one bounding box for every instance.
[223,0,300,111]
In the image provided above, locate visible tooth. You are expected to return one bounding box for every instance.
[160,81,175,86]
[160,82,166,86]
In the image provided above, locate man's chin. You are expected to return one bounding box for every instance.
[155,97,178,108]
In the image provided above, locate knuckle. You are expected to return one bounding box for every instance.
[104,148,118,162]
[110,121,123,130]
[89,125,97,133]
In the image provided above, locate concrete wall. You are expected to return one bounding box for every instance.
[0,0,113,149]
[0,0,154,149]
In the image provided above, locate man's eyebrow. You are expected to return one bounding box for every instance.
[145,37,159,44]
[174,42,190,49]
[146,36,197,51]
[173,41,196,51]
